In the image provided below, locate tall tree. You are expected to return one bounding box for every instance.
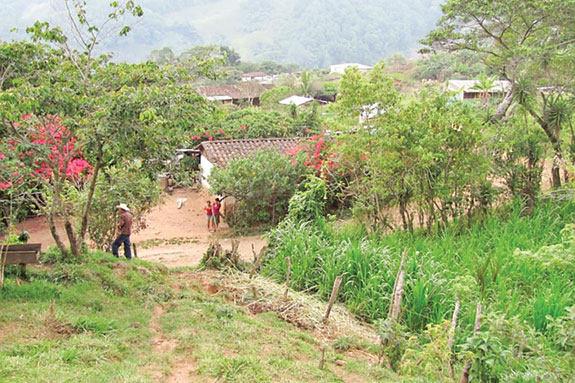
[423,0,575,187]
[0,1,212,256]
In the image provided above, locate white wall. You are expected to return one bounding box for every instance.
[200,156,214,189]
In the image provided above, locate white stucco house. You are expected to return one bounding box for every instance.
[447,79,511,101]
[240,71,275,84]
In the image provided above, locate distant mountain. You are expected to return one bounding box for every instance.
[0,0,443,68]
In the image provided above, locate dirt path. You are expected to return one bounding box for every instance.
[16,187,267,268]
[150,303,198,383]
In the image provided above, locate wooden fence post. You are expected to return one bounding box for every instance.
[284,257,291,298]
[319,345,326,369]
[0,244,6,290]
[249,245,267,279]
[449,297,461,379]
[132,243,138,258]
[388,248,408,319]
[461,302,482,383]
[323,275,343,324]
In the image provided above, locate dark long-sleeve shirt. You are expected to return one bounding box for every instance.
[118,212,133,235]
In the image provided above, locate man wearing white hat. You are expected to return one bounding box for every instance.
[112,203,133,259]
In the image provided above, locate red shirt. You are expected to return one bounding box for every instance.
[213,203,220,216]
[205,206,212,215]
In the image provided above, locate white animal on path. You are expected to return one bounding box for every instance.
[176,198,187,209]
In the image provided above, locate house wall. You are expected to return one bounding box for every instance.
[200,156,215,189]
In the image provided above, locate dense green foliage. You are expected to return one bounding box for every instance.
[209,149,309,227]
[423,0,575,188]
[263,200,575,380]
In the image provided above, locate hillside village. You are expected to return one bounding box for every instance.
[2,1,575,383]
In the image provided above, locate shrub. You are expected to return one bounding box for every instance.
[209,149,309,227]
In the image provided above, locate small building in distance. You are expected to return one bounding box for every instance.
[278,95,315,107]
[240,71,275,84]
[329,63,373,75]
[447,79,511,101]
[196,83,274,106]
[195,137,302,188]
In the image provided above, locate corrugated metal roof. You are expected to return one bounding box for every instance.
[447,79,511,93]
[196,138,302,167]
[279,95,314,106]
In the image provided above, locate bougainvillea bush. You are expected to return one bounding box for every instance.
[0,115,92,230]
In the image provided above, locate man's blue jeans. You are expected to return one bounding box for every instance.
[112,234,132,259]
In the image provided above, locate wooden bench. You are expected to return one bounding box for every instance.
[1,244,41,278]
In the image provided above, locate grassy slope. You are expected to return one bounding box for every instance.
[263,200,575,330]
[0,253,388,383]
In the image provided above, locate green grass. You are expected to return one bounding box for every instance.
[0,250,392,382]
[262,200,575,380]
[0,251,172,383]
[158,274,386,383]
[263,199,575,331]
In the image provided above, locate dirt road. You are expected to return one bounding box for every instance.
[16,188,267,267]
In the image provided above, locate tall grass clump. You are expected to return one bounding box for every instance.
[263,200,575,332]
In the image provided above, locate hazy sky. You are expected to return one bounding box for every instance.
[0,0,443,66]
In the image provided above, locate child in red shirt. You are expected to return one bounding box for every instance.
[213,198,222,231]
[205,201,213,231]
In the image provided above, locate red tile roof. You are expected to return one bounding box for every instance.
[196,84,274,99]
[197,137,302,166]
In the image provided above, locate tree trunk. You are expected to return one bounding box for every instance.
[0,245,7,289]
[79,150,102,246]
[47,184,68,257]
[525,103,562,188]
[64,218,80,257]
[493,90,514,121]
[271,194,277,226]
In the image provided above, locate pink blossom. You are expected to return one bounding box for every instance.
[0,153,5,160]
[0,182,12,189]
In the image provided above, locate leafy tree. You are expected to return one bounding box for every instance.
[423,0,575,187]
[299,70,313,97]
[0,1,213,256]
[336,89,490,232]
[220,45,241,66]
[209,149,309,226]
[414,51,489,82]
[148,46,176,64]
[88,164,161,250]
[260,86,294,108]
[332,61,399,125]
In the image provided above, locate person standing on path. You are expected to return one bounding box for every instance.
[205,200,214,231]
[212,198,221,232]
[112,203,133,259]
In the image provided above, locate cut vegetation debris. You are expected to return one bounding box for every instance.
[191,269,379,344]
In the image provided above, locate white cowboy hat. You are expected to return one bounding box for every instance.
[116,203,130,211]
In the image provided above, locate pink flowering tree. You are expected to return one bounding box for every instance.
[1,114,92,255]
